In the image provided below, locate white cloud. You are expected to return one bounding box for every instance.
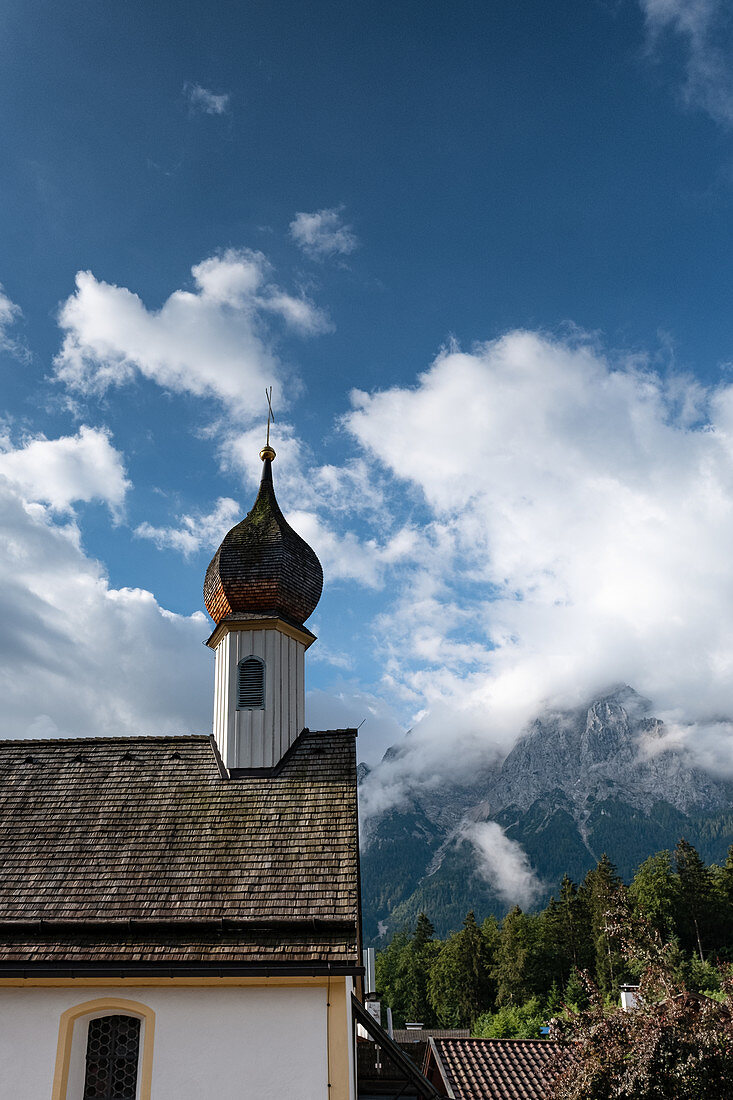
[0,285,25,359]
[54,249,330,413]
[346,331,733,810]
[0,286,20,331]
[289,207,359,260]
[184,83,230,115]
[0,426,129,515]
[289,509,418,589]
[640,0,733,126]
[135,497,240,556]
[0,466,210,739]
[460,821,543,909]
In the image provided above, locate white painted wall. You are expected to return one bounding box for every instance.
[213,626,306,769]
[0,984,329,1100]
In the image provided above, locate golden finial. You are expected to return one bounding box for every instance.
[260,385,276,462]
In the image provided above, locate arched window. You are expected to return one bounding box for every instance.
[52,998,155,1100]
[83,1014,140,1099]
[237,655,265,709]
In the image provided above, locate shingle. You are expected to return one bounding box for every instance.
[0,729,359,967]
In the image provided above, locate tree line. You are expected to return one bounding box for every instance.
[375,838,733,1037]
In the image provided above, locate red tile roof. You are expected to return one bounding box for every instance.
[428,1037,561,1100]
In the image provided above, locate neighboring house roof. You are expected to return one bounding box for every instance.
[0,728,359,975]
[425,1037,562,1100]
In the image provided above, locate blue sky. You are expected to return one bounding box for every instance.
[4,0,733,781]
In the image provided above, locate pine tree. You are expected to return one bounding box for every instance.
[674,838,714,962]
[494,906,542,1006]
[629,851,677,940]
[545,980,563,1017]
[563,967,589,1011]
[712,844,733,956]
[427,911,494,1027]
[375,928,411,1025]
[402,913,440,1024]
[539,877,593,992]
[581,855,625,994]
[558,875,593,973]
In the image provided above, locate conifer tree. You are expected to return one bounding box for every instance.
[581,855,625,993]
[402,913,440,1024]
[375,928,411,1025]
[559,874,593,972]
[629,850,677,940]
[540,876,593,988]
[715,844,733,952]
[427,911,494,1027]
[674,838,714,962]
[494,906,541,1005]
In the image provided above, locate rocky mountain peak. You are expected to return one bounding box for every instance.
[359,686,733,941]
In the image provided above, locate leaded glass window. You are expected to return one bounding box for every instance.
[83,1014,141,1100]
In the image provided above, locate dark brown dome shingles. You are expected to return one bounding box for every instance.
[204,458,323,627]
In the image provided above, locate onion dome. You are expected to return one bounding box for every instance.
[204,446,323,627]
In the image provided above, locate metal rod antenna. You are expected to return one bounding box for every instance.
[265,386,275,448]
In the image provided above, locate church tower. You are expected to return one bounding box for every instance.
[203,441,323,771]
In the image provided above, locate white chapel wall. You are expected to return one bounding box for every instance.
[0,984,329,1100]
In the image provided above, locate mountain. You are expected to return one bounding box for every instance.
[359,687,733,943]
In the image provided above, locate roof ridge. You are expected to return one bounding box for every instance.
[438,1037,559,1045]
[0,734,210,746]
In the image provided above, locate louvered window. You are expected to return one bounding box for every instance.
[83,1014,140,1100]
[237,656,265,709]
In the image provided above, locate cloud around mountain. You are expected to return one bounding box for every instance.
[352,330,733,816]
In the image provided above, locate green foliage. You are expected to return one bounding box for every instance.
[546,902,733,1100]
[674,837,717,961]
[473,997,545,1039]
[563,968,590,1011]
[427,911,495,1028]
[581,854,626,994]
[375,915,441,1027]
[628,850,677,939]
[375,840,733,1046]
[494,906,542,1005]
[375,928,412,1025]
[539,876,593,990]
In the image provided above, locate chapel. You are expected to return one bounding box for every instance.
[0,440,363,1099]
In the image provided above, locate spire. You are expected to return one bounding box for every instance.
[203,399,323,771]
[203,401,323,628]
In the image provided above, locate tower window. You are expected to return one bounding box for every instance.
[237,656,265,709]
[83,1014,140,1099]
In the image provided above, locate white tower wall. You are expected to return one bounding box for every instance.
[211,622,308,770]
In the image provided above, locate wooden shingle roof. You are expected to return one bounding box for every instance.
[427,1038,561,1100]
[0,729,359,974]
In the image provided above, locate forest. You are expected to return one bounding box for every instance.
[375,839,733,1038]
